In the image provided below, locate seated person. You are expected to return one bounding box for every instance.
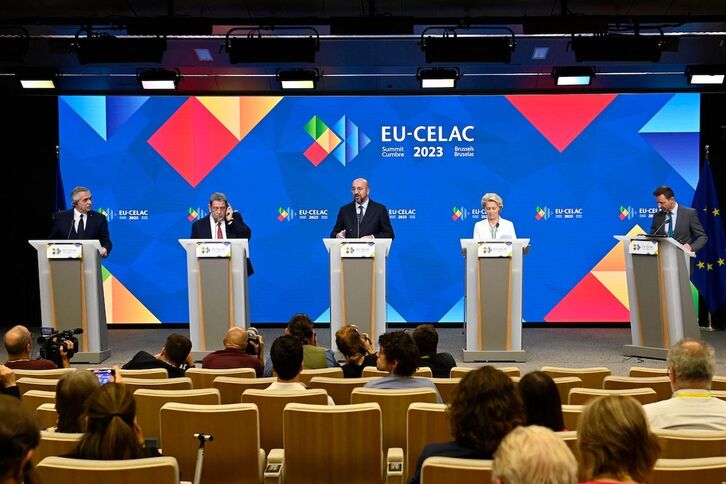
[201,327,264,377]
[53,370,101,432]
[265,335,333,405]
[578,395,659,484]
[4,325,72,369]
[122,333,193,378]
[263,313,339,376]
[0,394,40,484]
[363,331,442,403]
[518,371,565,431]
[0,365,19,399]
[335,325,377,378]
[412,324,456,378]
[410,366,525,484]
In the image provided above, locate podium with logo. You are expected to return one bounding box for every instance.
[323,238,392,345]
[29,240,110,363]
[179,239,251,360]
[460,239,530,362]
[616,234,699,360]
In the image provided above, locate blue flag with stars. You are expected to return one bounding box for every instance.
[691,160,726,313]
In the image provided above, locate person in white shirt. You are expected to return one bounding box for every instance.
[473,192,516,240]
[643,338,726,431]
[265,335,334,405]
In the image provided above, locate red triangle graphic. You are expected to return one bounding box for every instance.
[545,272,629,323]
[506,94,617,152]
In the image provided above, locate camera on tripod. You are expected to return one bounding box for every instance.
[37,327,82,367]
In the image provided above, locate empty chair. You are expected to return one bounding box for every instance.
[551,376,584,405]
[420,457,492,484]
[650,457,726,484]
[241,388,328,452]
[561,404,584,431]
[36,456,180,484]
[541,366,611,389]
[17,377,58,395]
[13,368,77,379]
[21,389,56,416]
[118,368,169,379]
[407,403,451,482]
[133,388,220,447]
[122,377,193,394]
[35,403,59,430]
[298,367,344,386]
[568,387,658,406]
[429,378,460,405]
[213,376,276,404]
[655,428,726,458]
[308,376,376,405]
[185,367,255,389]
[603,375,673,401]
[629,366,668,377]
[32,430,83,465]
[362,367,433,378]
[160,402,264,484]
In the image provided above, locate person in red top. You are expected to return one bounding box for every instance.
[3,325,72,369]
[201,327,264,377]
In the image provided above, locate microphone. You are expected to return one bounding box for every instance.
[66,214,75,240]
[652,211,672,236]
[494,222,499,239]
[194,433,214,442]
[356,206,362,239]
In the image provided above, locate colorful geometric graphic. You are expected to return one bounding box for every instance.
[102,266,160,324]
[452,207,463,221]
[278,207,289,222]
[304,115,370,166]
[619,206,631,220]
[187,208,198,222]
[535,206,550,221]
[61,96,149,141]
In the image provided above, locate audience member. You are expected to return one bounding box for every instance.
[363,331,442,403]
[286,313,339,370]
[4,325,72,369]
[412,324,456,378]
[122,333,193,378]
[0,365,19,399]
[201,327,264,376]
[54,370,100,433]
[409,366,524,484]
[72,383,160,459]
[518,371,565,431]
[335,324,377,378]
[578,395,659,484]
[266,335,334,405]
[643,337,726,430]
[492,425,577,484]
[0,395,40,484]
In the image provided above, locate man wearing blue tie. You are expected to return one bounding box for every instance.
[651,185,708,253]
[330,178,394,239]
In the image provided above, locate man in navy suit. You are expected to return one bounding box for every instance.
[330,178,394,239]
[651,185,708,253]
[191,192,254,275]
[49,186,112,257]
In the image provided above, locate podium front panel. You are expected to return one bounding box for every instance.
[631,253,668,348]
[341,258,375,337]
[48,259,88,351]
[477,257,512,350]
[197,258,233,351]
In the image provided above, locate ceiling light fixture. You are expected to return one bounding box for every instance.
[417,67,460,88]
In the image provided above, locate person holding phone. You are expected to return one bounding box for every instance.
[49,186,112,257]
[191,191,254,275]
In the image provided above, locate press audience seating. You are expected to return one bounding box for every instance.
[541,366,611,389]
[420,456,492,484]
[185,367,255,389]
[16,377,58,395]
[298,367,344,386]
[655,429,726,458]
[32,430,83,465]
[35,402,59,430]
[118,368,169,379]
[429,378,460,405]
[21,389,55,417]
[568,387,658,405]
[122,376,193,394]
[213,376,276,404]
[628,367,668,377]
[13,368,76,379]
[308,376,376,404]
[650,457,726,484]
[449,366,520,378]
[407,403,451,482]
[362,367,433,378]
[561,404,584,431]
[603,375,672,400]
[36,456,180,484]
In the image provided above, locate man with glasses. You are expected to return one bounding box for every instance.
[330,178,394,239]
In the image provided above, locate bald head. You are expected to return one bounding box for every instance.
[223,327,248,349]
[3,325,32,358]
[351,178,370,204]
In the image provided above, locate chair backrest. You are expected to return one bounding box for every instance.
[160,402,262,484]
[429,378,460,405]
[13,368,77,379]
[118,368,169,379]
[603,375,673,400]
[655,428,726,458]
[420,456,493,484]
[21,389,56,418]
[407,403,451,482]
[185,367,255,389]
[712,390,726,402]
[122,377,193,394]
[557,430,579,457]
[629,366,668,377]
[133,388,220,446]
[35,403,59,430]
[561,404,584,432]
[241,388,329,452]
[308,376,377,404]
[352,387,439,451]
[362,367,433,378]
[212,376,276,404]
[541,366,611,389]
[17,377,58,395]
[651,457,726,484]
[711,376,726,391]
[283,402,383,484]
[299,367,344,386]
[551,376,584,404]
[36,456,180,484]
[568,387,658,405]
[33,430,83,465]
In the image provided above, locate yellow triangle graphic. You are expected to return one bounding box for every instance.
[197,97,241,140]
[103,272,160,324]
[238,97,283,141]
[592,224,646,272]
[591,270,630,309]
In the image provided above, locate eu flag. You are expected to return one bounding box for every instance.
[691,160,726,313]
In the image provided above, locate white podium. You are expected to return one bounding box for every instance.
[461,238,530,362]
[29,239,110,363]
[179,239,250,360]
[323,238,392,345]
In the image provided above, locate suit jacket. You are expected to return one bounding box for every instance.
[49,209,112,255]
[191,212,254,275]
[330,199,394,239]
[650,204,708,252]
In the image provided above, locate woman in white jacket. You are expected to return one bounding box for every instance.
[473,192,516,240]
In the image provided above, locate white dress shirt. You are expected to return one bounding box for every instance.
[208,216,227,239]
[473,217,517,240]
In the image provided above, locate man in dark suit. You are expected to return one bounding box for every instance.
[49,186,112,257]
[191,192,254,275]
[330,178,394,239]
[651,185,708,253]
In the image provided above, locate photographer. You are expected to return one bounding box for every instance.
[201,327,264,376]
[3,325,73,370]
[335,324,377,378]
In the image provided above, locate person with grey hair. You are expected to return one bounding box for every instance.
[49,185,112,256]
[191,191,253,274]
[643,338,726,430]
[473,192,517,240]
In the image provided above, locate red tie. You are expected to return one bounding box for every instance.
[216,222,223,239]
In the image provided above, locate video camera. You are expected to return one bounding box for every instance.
[246,327,260,355]
[37,327,82,367]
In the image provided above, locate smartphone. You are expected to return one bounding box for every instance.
[93,368,114,384]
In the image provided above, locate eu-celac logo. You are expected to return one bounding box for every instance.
[187,208,199,222]
[304,115,371,166]
[277,207,293,222]
[97,208,114,221]
[619,205,635,220]
[535,206,551,221]
[452,207,469,221]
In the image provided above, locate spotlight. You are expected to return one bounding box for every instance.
[417,67,460,88]
[277,69,320,89]
[138,68,181,90]
[552,66,595,86]
[225,34,319,64]
[685,65,726,85]
[16,68,58,89]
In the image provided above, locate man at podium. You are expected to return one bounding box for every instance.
[49,186,112,257]
[473,192,516,240]
[330,178,394,239]
[651,185,707,253]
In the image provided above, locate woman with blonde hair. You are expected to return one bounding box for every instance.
[473,192,517,240]
[577,395,660,484]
